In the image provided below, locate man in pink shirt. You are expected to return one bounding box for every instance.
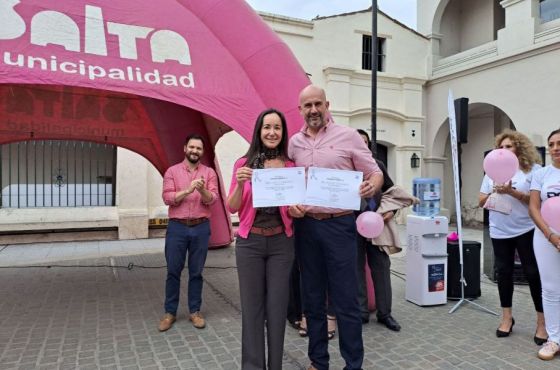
[288,85,383,370]
[158,134,218,332]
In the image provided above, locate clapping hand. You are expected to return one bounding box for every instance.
[190,177,205,193]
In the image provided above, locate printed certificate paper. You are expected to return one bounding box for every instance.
[304,167,363,210]
[252,167,306,207]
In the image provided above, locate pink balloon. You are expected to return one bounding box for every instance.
[542,197,560,233]
[356,211,384,238]
[483,149,519,184]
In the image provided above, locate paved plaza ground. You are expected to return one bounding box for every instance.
[0,226,558,369]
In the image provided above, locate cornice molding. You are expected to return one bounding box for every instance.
[500,0,524,9]
[323,67,427,86]
[259,12,314,28]
[429,38,560,85]
[423,156,447,164]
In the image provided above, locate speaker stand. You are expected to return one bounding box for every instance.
[448,258,497,315]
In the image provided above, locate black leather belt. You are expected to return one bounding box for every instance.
[305,211,353,220]
[170,217,208,227]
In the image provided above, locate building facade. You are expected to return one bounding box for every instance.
[420,0,560,223]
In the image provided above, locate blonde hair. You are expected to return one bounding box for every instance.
[494,129,541,172]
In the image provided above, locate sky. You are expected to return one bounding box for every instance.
[245,0,417,30]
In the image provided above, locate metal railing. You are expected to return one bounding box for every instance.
[0,140,116,208]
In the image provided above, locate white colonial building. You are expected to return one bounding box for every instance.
[1,0,559,242]
[420,0,560,222]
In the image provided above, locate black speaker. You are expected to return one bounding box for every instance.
[454,97,469,143]
[447,240,481,299]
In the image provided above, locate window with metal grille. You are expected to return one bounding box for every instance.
[362,34,386,72]
[0,140,116,208]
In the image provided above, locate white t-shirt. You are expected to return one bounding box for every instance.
[530,164,560,202]
[480,165,540,239]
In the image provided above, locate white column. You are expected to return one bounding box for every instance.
[497,0,539,53]
[116,148,149,239]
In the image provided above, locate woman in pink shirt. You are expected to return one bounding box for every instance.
[227,108,295,370]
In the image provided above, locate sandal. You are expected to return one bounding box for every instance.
[327,315,336,340]
[298,316,308,337]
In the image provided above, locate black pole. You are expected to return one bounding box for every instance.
[370,1,378,157]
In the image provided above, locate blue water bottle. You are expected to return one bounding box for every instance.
[412,178,441,217]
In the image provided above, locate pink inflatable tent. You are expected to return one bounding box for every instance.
[0,0,310,246]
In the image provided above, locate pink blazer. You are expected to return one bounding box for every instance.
[227,157,294,238]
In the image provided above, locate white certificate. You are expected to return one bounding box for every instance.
[252,167,306,207]
[304,167,363,210]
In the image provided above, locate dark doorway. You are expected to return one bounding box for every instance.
[376,143,388,167]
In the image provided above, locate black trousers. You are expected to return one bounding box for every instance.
[491,229,543,312]
[356,234,392,320]
[294,215,363,370]
[236,233,294,370]
[287,259,303,325]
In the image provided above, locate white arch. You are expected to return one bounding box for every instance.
[430,101,515,159]
[431,0,451,35]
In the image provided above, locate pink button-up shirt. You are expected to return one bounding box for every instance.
[227,158,294,238]
[162,161,218,219]
[288,121,382,213]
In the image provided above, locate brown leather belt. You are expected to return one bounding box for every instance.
[250,225,284,236]
[170,217,208,227]
[305,210,354,221]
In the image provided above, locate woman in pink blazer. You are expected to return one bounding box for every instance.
[227,108,295,370]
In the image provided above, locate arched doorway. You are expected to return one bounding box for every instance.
[431,102,514,224]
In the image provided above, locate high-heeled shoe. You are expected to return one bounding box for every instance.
[496,317,515,338]
[534,333,548,346]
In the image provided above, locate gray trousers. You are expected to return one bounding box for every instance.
[357,235,392,320]
[236,232,294,370]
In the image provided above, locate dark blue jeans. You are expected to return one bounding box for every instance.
[164,219,210,315]
[294,214,363,370]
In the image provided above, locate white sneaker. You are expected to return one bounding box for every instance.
[538,340,560,361]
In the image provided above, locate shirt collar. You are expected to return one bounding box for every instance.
[183,160,200,172]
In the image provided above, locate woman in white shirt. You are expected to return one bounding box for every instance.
[529,128,560,361]
[479,129,545,344]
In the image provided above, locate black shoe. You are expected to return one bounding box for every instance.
[377,315,401,332]
[534,334,548,346]
[496,317,515,338]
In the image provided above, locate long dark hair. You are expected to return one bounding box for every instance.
[548,128,560,142]
[244,108,289,165]
[357,129,371,147]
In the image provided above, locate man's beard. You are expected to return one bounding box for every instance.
[306,112,325,129]
[186,153,200,164]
